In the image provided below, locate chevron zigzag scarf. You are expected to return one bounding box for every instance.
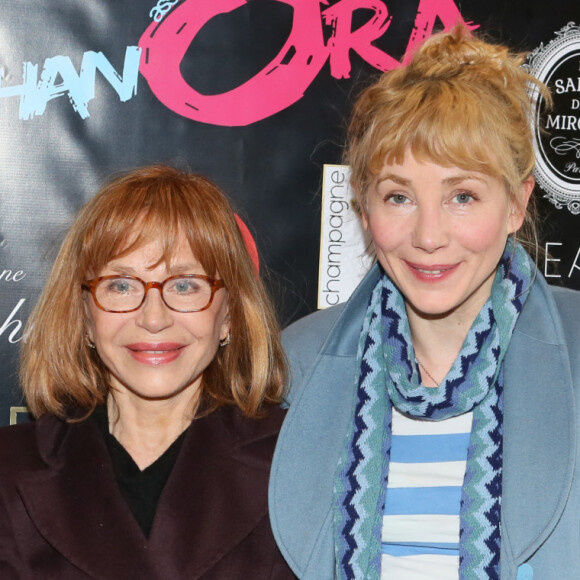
[334,242,534,579]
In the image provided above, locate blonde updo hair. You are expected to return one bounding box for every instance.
[346,24,551,253]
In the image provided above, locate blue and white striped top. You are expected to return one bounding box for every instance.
[381,408,473,579]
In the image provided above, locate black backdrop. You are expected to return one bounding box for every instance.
[0,0,578,424]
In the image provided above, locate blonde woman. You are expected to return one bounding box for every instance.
[270,26,580,579]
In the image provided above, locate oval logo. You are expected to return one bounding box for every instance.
[526,23,580,214]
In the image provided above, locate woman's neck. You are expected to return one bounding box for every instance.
[106,390,197,470]
[407,304,482,388]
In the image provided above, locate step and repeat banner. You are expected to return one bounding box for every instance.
[0,0,578,424]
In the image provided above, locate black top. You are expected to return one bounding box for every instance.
[92,406,186,537]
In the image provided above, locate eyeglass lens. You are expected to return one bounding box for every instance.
[94,276,214,312]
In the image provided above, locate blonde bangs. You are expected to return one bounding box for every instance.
[365,79,519,194]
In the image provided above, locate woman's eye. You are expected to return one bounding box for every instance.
[175,282,193,293]
[106,279,135,293]
[169,279,201,294]
[452,191,474,204]
[387,193,410,205]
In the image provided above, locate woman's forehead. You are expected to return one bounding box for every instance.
[84,219,221,279]
[109,235,197,267]
[372,144,501,181]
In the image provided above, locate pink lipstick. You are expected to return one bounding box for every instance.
[126,342,185,366]
[405,261,459,282]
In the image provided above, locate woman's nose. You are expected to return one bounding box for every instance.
[411,205,449,253]
[136,288,174,333]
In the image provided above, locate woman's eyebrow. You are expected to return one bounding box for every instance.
[376,173,412,186]
[103,263,138,275]
[377,173,488,187]
[442,174,487,186]
[104,261,202,276]
[167,263,202,275]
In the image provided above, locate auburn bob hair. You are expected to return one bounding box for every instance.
[21,165,286,419]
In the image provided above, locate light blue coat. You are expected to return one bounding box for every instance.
[269,265,580,580]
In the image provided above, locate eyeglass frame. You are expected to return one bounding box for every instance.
[82,274,226,313]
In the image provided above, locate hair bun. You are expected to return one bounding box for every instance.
[407,24,520,84]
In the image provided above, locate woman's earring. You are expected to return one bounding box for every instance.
[85,335,96,349]
[219,332,231,347]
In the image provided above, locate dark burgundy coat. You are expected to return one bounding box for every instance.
[0,404,295,579]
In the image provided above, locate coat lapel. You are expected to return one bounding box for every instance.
[501,276,576,575]
[148,405,285,579]
[16,415,159,579]
[271,267,380,577]
[17,405,285,579]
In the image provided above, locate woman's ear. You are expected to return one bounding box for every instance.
[83,292,96,344]
[359,198,370,232]
[361,211,369,231]
[351,197,367,229]
[508,176,534,234]
[219,307,231,343]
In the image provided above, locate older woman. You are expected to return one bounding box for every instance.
[0,165,296,579]
[270,25,580,580]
